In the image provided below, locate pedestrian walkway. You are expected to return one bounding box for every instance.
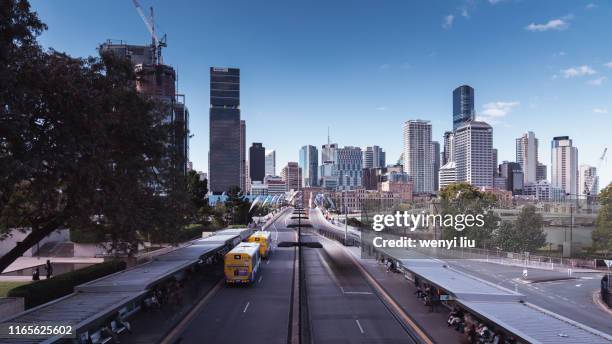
[352,250,464,343]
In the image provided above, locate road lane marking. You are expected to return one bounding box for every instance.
[258,276,263,284]
[266,259,271,265]
[243,301,250,313]
[320,233,434,344]
[344,291,373,295]
[355,319,365,334]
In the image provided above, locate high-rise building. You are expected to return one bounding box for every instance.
[363,146,385,168]
[579,165,598,197]
[362,167,386,190]
[516,131,539,184]
[249,143,266,183]
[403,120,433,194]
[321,143,338,164]
[299,145,319,187]
[99,40,189,176]
[240,120,246,191]
[492,148,498,177]
[452,85,475,130]
[281,162,302,191]
[209,67,241,194]
[431,141,440,191]
[336,146,363,190]
[499,161,523,195]
[454,121,494,188]
[536,162,547,182]
[551,136,578,198]
[265,150,276,177]
[442,131,455,165]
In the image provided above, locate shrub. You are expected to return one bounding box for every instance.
[7,260,126,309]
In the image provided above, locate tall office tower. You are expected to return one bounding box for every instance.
[492,148,498,174]
[249,143,266,183]
[431,141,441,191]
[516,131,539,184]
[209,67,241,194]
[265,150,276,176]
[579,165,598,197]
[281,162,302,191]
[363,146,385,168]
[403,120,433,194]
[536,162,547,182]
[454,121,494,188]
[336,146,363,190]
[99,41,189,175]
[322,143,339,164]
[240,120,246,191]
[320,141,339,189]
[299,145,319,187]
[363,147,374,169]
[499,161,524,195]
[452,85,475,130]
[551,136,579,198]
[442,131,455,165]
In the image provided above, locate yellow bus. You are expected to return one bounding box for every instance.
[247,231,272,258]
[224,242,261,284]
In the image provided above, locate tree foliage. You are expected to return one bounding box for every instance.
[593,183,612,255]
[439,183,499,248]
[493,205,546,253]
[0,0,189,272]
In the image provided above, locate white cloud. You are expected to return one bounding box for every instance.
[586,3,597,9]
[587,76,606,86]
[560,65,596,78]
[477,101,520,123]
[553,51,567,57]
[460,8,469,18]
[378,63,390,70]
[489,0,505,4]
[593,108,608,114]
[526,18,570,32]
[604,61,612,68]
[376,106,387,111]
[442,15,454,29]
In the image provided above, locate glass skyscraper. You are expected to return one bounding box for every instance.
[209,67,241,194]
[299,145,319,187]
[452,85,475,130]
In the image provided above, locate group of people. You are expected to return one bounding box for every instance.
[447,307,516,344]
[414,282,440,312]
[31,259,53,281]
[379,256,398,273]
[144,278,185,310]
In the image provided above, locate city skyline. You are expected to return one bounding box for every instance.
[29,0,612,187]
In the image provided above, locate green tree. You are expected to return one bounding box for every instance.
[224,186,251,225]
[439,183,500,248]
[493,205,546,253]
[592,183,612,256]
[0,0,189,271]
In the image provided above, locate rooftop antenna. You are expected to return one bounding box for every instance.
[327,126,330,145]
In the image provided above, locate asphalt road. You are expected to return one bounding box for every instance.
[446,259,612,335]
[306,209,419,344]
[173,210,297,344]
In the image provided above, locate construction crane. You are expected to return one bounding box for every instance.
[131,0,166,65]
[586,147,607,198]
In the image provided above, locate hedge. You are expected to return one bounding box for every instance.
[7,260,127,309]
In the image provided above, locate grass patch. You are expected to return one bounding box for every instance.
[0,281,31,297]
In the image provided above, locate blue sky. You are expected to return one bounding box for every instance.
[31,0,612,187]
